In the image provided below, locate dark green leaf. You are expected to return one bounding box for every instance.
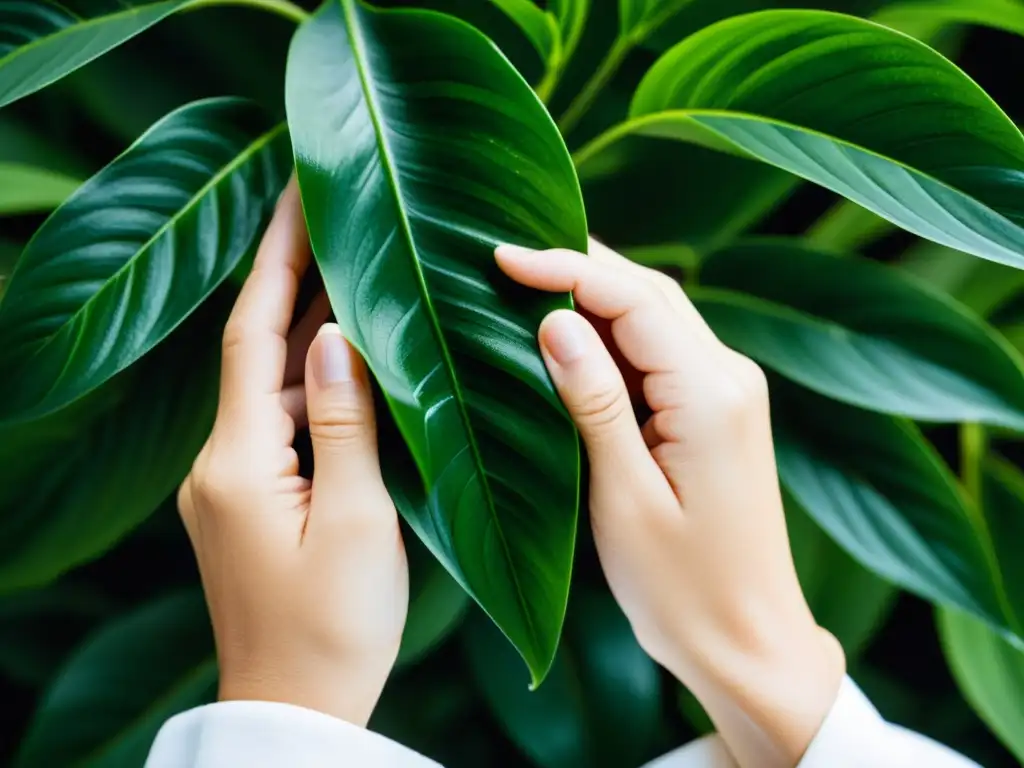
[396,534,470,668]
[286,0,587,683]
[785,491,896,658]
[464,591,662,768]
[487,0,558,65]
[0,0,189,109]
[694,239,1024,428]
[773,382,1020,639]
[0,290,229,592]
[0,163,81,214]
[577,10,1024,269]
[0,97,290,421]
[940,607,1024,762]
[620,0,696,41]
[15,590,216,768]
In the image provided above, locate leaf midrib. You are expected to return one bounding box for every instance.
[4,115,288,422]
[339,0,540,658]
[0,0,183,72]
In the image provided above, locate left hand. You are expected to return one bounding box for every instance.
[177,181,408,728]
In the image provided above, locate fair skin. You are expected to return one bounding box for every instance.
[178,183,845,767]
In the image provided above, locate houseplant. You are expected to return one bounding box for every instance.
[3,0,1024,764]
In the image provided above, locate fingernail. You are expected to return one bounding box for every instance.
[542,312,588,365]
[314,324,353,385]
[495,244,535,260]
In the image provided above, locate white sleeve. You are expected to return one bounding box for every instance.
[144,701,441,768]
[641,676,981,768]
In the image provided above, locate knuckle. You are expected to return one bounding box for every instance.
[573,384,630,431]
[310,398,372,448]
[221,320,247,356]
[710,353,768,422]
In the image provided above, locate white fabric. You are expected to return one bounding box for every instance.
[145,676,979,767]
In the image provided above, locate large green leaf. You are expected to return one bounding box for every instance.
[464,591,662,768]
[575,10,1024,269]
[785,492,897,658]
[0,163,80,215]
[693,240,1024,428]
[0,97,290,421]
[0,290,229,592]
[874,0,1024,40]
[772,382,1020,639]
[0,0,190,109]
[16,590,216,768]
[286,1,587,683]
[939,608,1024,763]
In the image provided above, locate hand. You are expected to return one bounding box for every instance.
[496,240,845,768]
[178,182,408,728]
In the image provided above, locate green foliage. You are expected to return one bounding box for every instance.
[4,0,1024,764]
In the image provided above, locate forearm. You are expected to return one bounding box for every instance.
[668,622,846,768]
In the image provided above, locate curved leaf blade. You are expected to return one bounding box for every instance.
[15,591,215,768]
[694,239,1024,428]
[0,97,290,421]
[874,0,1024,40]
[487,0,558,64]
[577,10,1024,269]
[463,591,662,768]
[0,163,80,214]
[286,1,587,682]
[772,382,1018,637]
[0,0,188,109]
[0,290,229,592]
[939,607,1024,763]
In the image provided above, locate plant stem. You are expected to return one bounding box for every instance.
[961,422,986,504]
[557,35,633,136]
[183,0,309,24]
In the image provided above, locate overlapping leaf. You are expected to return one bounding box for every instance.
[286,0,587,682]
[0,0,190,109]
[576,10,1024,269]
[874,0,1024,40]
[694,240,1024,427]
[15,591,215,768]
[0,164,80,214]
[772,382,1021,638]
[0,97,290,421]
[464,591,662,768]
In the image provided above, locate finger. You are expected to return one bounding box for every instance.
[219,180,311,422]
[539,310,668,489]
[284,292,332,386]
[281,384,308,428]
[304,324,393,539]
[497,245,712,374]
[587,237,715,340]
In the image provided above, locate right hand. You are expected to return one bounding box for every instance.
[496,240,845,768]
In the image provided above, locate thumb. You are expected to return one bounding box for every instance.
[305,324,385,511]
[539,310,650,470]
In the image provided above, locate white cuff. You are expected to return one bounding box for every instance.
[145,700,441,768]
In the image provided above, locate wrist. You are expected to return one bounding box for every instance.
[671,618,846,767]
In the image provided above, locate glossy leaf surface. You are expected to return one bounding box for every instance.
[695,240,1024,428]
[464,591,662,768]
[772,383,1019,637]
[487,0,557,64]
[939,607,1024,763]
[576,10,1024,269]
[0,97,290,421]
[15,591,215,767]
[286,0,587,682]
[0,291,228,592]
[0,0,188,109]
[0,164,80,214]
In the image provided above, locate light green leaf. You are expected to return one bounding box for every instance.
[286,1,587,683]
[0,164,81,215]
[396,534,471,668]
[0,0,189,109]
[550,0,588,60]
[0,291,229,592]
[694,239,1024,428]
[464,591,662,768]
[621,0,696,41]
[939,608,1024,763]
[773,382,1019,639]
[487,0,558,64]
[785,491,896,658]
[15,591,216,768]
[874,0,1024,40]
[576,10,1024,270]
[0,97,290,422]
